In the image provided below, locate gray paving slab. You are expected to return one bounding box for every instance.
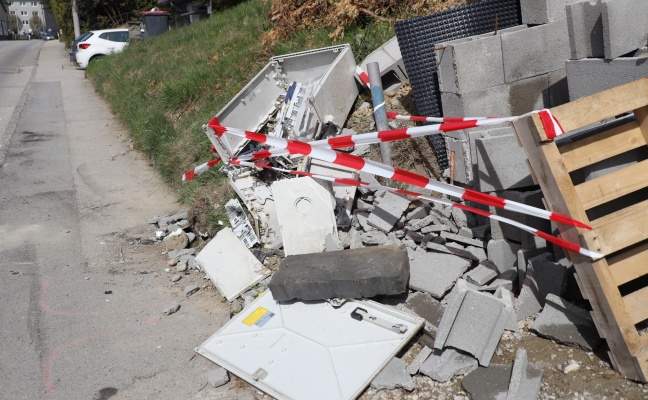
[420,348,479,382]
[268,245,409,301]
[406,291,446,330]
[507,349,544,400]
[371,357,415,391]
[440,231,485,248]
[530,293,602,350]
[406,345,434,375]
[479,269,517,292]
[367,191,411,233]
[462,364,511,400]
[409,251,472,298]
[466,261,499,286]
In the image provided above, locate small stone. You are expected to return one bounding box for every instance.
[176,264,188,273]
[187,232,196,243]
[162,301,180,315]
[207,367,230,388]
[167,259,178,267]
[163,229,189,250]
[564,361,580,374]
[171,274,182,282]
[184,285,199,297]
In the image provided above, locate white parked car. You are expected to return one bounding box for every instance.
[75,28,129,69]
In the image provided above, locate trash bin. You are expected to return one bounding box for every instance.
[141,10,170,37]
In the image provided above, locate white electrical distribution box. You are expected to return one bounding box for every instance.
[196,291,424,400]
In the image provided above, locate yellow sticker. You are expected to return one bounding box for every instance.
[242,306,268,326]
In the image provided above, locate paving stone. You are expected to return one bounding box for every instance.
[420,348,478,382]
[269,246,409,301]
[466,261,499,286]
[517,253,567,320]
[466,246,487,262]
[487,239,522,273]
[207,367,230,388]
[430,208,458,233]
[361,230,389,245]
[367,191,411,233]
[409,252,471,298]
[458,227,474,238]
[426,241,479,261]
[530,293,602,350]
[462,364,511,400]
[435,281,513,366]
[371,357,415,391]
[441,231,484,248]
[507,349,543,400]
[406,291,446,330]
[407,345,434,375]
[495,287,518,331]
[408,215,436,231]
[406,205,431,221]
[479,269,517,292]
[421,224,452,234]
[162,301,180,316]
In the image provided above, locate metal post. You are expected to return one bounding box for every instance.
[367,62,392,185]
[72,0,80,38]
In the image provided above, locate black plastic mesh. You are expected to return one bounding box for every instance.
[395,0,521,169]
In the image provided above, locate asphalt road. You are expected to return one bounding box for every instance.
[0,40,243,400]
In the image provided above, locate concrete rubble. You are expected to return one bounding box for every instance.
[179,0,648,396]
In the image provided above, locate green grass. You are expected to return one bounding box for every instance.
[87,0,395,232]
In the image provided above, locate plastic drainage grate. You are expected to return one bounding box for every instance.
[395,0,521,169]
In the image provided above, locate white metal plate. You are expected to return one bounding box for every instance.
[196,290,424,400]
[196,227,270,301]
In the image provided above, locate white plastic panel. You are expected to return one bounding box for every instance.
[196,291,424,400]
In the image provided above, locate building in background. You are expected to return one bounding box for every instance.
[8,0,57,34]
[0,0,9,38]
[156,0,212,29]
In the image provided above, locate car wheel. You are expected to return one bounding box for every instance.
[89,55,104,64]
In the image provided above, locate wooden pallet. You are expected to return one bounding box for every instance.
[512,77,648,382]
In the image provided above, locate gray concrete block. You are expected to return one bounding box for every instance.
[356,210,372,232]
[409,252,471,298]
[435,282,514,366]
[490,189,549,243]
[452,207,478,229]
[407,346,434,375]
[361,36,408,83]
[566,57,648,101]
[426,241,481,261]
[507,349,544,400]
[476,133,535,192]
[462,364,511,400]
[466,261,499,286]
[495,287,519,332]
[479,269,517,292]
[421,224,452,234]
[602,0,648,59]
[367,191,411,233]
[440,231,485,248]
[516,253,567,320]
[444,133,475,185]
[349,228,364,249]
[436,34,505,94]
[530,293,602,350]
[466,245,488,262]
[371,357,415,391]
[566,0,605,59]
[547,68,571,108]
[406,205,430,221]
[517,248,547,283]
[361,230,389,245]
[406,291,446,330]
[487,239,523,274]
[268,245,409,301]
[408,215,436,231]
[521,0,572,24]
[501,20,570,82]
[420,348,479,382]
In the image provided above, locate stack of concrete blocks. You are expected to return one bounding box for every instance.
[565,0,648,100]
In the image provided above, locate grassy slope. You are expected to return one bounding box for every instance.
[88,0,394,230]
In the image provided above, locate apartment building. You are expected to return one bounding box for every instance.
[8,0,56,34]
[0,0,9,38]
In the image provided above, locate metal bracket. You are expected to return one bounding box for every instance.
[350,307,408,334]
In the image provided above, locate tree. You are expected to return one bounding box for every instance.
[8,14,21,34]
[30,14,44,32]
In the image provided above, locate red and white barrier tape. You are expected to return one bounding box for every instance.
[230,158,601,260]
[356,66,371,89]
[182,157,221,181]
[207,121,590,230]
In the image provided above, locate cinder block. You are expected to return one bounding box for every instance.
[487,239,522,273]
[444,133,475,185]
[434,287,514,366]
[546,68,570,108]
[566,0,605,59]
[361,36,408,83]
[409,251,472,298]
[530,293,602,350]
[441,74,547,120]
[268,245,409,301]
[501,20,570,82]
[602,0,648,59]
[476,132,535,192]
[490,189,549,243]
[420,348,478,382]
[566,57,648,101]
[367,191,411,233]
[436,34,505,94]
[520,0,571,24]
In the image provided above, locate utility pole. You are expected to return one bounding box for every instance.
[72,0,80,38]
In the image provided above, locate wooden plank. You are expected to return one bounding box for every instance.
[574,159,648,210]
[559,122,645,172]
[538,78,648,141]
[638,105,648,141]
[608,241,648,286]
[587,199,648,255]
[624,286,648,325]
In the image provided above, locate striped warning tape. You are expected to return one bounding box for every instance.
[207,121,590,230]
[229,158,602,260]
[182,157,221,181]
